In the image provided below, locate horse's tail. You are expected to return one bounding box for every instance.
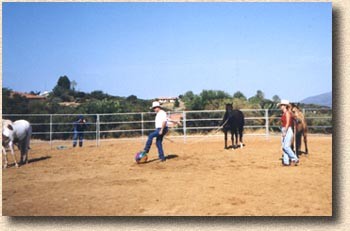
[303,120,308,133]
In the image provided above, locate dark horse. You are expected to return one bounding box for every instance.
[221,104,245,149]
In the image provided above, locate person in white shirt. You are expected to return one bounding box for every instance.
[142,101,168,162]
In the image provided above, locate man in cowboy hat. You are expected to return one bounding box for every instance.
[278,99,299,166]
[142,101,168,162]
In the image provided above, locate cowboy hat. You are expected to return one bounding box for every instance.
[277,99,290,106]
[150,101,161,109]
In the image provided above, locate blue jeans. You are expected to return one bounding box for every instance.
[281,127,298,165]
[144,127,168,160]
[73,130,84,147]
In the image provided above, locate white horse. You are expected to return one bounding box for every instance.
[2,119,32,168]
[2,119,18,168]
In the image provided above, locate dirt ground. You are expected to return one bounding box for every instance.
[2,135,332,216]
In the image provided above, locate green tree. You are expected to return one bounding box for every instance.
[181,91,196,109]
[248,90,265,106]
[200,90,230,102]
[191,95,204,110]
[232,97,249,109]
[174,98,180,108]
[256,90,265,100]
[126,95,138,102]
[81,99,121,114]
[272,95,281,103]
[182,91,195,101]
[57,75,71,90]
[2,89,29,114]
[52,76,73,101]
[200,90,231,109]
[233,91,247,101]
[90,90,109,100]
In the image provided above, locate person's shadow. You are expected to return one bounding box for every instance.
[143,154,178,164]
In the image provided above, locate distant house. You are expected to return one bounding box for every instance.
[156,97,178,104]
[39,91,50,97]
[10,91,47,101]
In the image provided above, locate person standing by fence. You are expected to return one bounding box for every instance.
[73,115,87,147]
[278,100,299,166]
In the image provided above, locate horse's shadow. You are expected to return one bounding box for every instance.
[297,151,309,157]
[143,154,179,164]
[28,156,51,164]
[225,144,246,150]
[4,156,51,168]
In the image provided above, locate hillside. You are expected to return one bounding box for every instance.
[300,92,332,108]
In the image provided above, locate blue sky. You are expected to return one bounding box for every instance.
[2,2,332,102]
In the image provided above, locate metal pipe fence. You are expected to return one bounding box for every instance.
[3,108,332,147]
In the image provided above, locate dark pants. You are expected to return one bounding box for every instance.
[73,131,84,147]
[144,127,168,160]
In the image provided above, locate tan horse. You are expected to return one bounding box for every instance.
[291,104,309,156]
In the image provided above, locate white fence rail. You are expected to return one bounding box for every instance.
[3,108,332,147]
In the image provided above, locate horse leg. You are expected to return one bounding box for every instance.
[3,142,18,168]
[231,129,235,149]
[233,128,239,148]
[295,131,302,157]
[26,127,32,164]
[10,143,19,167]
[224,131,228,149]
[19,141,28,165]
[239,125,244,148]
[2,146,8,168]
[304,132,309,154]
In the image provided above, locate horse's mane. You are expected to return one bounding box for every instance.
[291,104,304,120]
[293,107,305,121]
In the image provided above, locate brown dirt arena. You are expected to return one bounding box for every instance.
[2,135,332,216]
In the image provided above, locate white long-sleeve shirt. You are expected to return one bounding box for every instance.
[155,110,167,128]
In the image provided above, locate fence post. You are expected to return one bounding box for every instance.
[265,109,269,139]
[50,114,53,149]
[183,111,187,143]
[96,114,100,147]
[141,113,144,141]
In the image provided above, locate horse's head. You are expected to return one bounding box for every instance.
[290,103,305,121]
[290,103,300,114]
[225,103,233,111]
